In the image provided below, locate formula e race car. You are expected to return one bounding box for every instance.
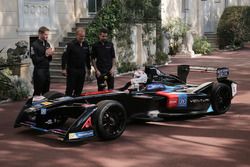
[14,65,237,142]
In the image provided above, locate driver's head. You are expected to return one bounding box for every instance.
[131,70,148,84]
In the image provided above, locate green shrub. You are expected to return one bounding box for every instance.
[155,52,168,65]
[0,45,30,101]
[86,0,122,45]
[193,37,212,55]
[7,76,30,101]
[87,0,162,73]
[0,70,13,100]
[117,62,137,74]
[217,6,250,49]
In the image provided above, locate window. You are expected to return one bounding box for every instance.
[225,0,228,7]
[182,0,189,13]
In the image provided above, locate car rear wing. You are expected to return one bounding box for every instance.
[177,65,230,83]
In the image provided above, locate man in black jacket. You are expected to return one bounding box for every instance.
[30,26,53,96]
[62,28,91,96]
[92,28,116,91]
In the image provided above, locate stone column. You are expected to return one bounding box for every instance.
[136,24,145,66]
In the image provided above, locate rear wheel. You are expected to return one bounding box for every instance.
[94,100,127,140]
[211,83,231,114]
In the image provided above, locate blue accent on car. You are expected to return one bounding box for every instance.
[55,96,74,101]
[76,130,94,139]
[33,104,43,108]
[146,83,166,90]
[207,105,214,113]
[146,83,185,92]
[177,94,187,107]
[31,126,49,132]
[163,85,185,93]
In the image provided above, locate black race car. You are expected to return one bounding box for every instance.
[14,65,237,142]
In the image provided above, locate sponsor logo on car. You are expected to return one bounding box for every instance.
[190,98,209,103]
[178,94,187,107]
[69,130,94,140]
[41,102,53,106]
[41,108,47,115]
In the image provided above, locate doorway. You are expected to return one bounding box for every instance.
[203,0,223,33]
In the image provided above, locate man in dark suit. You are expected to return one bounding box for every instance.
[30,26,53,96]
[62,27,91,96]
[92,28,116,91]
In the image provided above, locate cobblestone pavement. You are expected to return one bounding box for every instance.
[1,46,250,167]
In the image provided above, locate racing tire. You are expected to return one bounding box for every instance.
[94,100,127,140]
[43,91,64,100]
[211,83,231,114]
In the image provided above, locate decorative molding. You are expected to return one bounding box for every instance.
[23,2,49,16]
[17,0,57,35]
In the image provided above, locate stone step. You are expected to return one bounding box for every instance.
[207,39,218,43]
[54,47,65,52]
[67,32,76,37]
[53,51,63,55]
[204,33,218,49]
[59,42,67,47]
[51,75,66,83]
[205,35,218,38]
[63,37,75,43]
[51,75,95,83]
[50,62,61,70]
[204,33,217,37]
[79,18,94,23]
[76,22,89,28]
[206,37,218,41]
[51,57,62,64]
[50,69,63,76]
[52,52,63,59]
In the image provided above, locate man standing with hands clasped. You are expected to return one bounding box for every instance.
[62,27,91,97]
[30,26,53,96]
[92,28,116,91]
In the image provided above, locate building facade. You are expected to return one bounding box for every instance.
[161,0,250,35]
[1,0,250,52]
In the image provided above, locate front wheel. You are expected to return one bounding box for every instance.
[94,100,127,140]
[211,83,232,114]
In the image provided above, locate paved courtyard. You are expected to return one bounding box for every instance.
[0,46,250,167]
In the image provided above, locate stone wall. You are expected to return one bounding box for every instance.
[0,0,19,51]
